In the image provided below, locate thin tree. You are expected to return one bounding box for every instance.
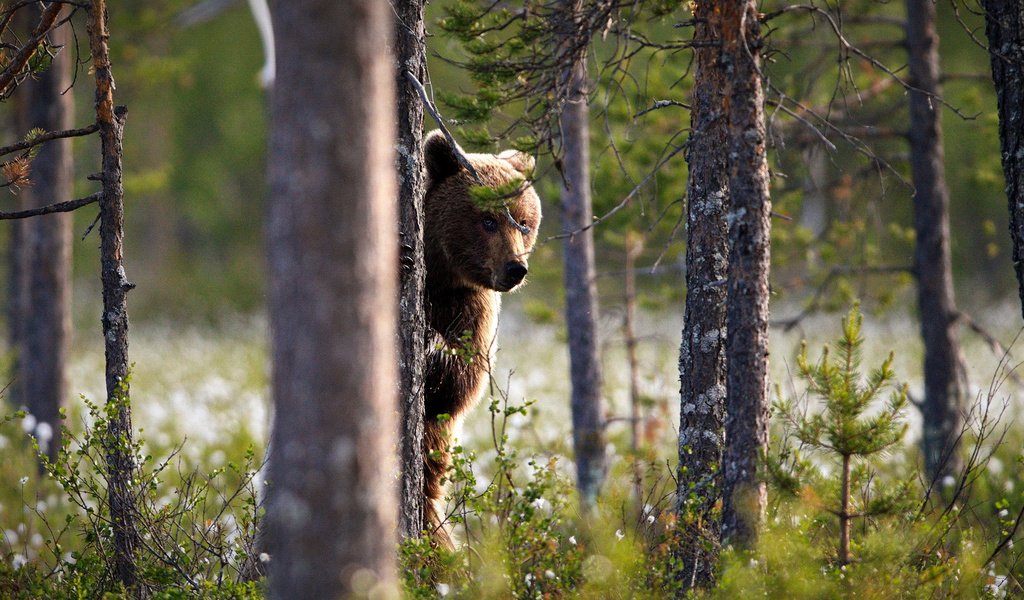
[719,0,773,547]
[395,0,428,541]
[11,5,73,464]
[88,0,143,588]
[675,0,730,586]
[906,0,967,483]
[981,0,1024,321]
[557,0,607,509]
[264,1,397,597]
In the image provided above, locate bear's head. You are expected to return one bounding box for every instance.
[423,130,542,293]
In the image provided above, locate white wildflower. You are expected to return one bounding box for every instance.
[569,535,577,545]
[941,475,956,488]
[259,552,270,563]
[646,514,656,525]
[436,583,450,596]
[35,422,53,446]
[999,509,1009,518]
[525,573,534,586]
[12,553,27,570]
[21,413,36,434]
[986,574,1008,599]
[615,529,625,541]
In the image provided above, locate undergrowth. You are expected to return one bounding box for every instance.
[0,309,1022,598]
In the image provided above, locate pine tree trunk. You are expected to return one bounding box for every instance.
[906,0,967,483]
[675,0,729,588]
[14,6,73,464]
[981,1,1024,321]
[395,0,428,542]
[87,0,141,590]
[558,2,606,508]
[839,454,852,566]
[625,233,643,508]
[265,1,397,597]
[719,0,772,547]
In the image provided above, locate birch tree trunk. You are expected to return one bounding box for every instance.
[558,0,607,509]
[14,6,73,464]
[395,0,428,542]
[981,1,1024,321]
[676,0,730,586]
[906,0,967,483]
[719,0,772,547]
[265,1,397,597]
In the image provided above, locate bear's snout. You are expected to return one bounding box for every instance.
[498,261,528,290]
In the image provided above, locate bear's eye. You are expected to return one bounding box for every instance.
[482,216,498,233]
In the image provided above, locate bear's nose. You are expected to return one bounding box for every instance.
[504,261,528,287]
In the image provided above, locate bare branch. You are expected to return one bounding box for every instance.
[403,69,482,184]
[0,123,98,158]
[0,191,101,220]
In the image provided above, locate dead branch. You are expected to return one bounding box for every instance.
[0,123,99,158]
[0,191,101,219]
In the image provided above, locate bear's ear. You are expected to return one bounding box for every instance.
[424,130,462,185]
[497,149,535,176]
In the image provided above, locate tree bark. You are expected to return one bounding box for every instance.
[906,0,967,483]
[13,6,73,464]
[88,0,141,590]
[675,0,730,587]
[981,1,1024,321]
[624,232,643,508]
[558,0,607,509]
[265,1,397,597]
[395,0,427,542]
[719,0,772,547]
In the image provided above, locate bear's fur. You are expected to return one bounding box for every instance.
[420,131,541,546]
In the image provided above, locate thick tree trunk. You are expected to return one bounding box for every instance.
[265,1,397,597]
[981,1,1024,321]
[88,0,141,590]
[558,4,607,509]
[395,0,428,542]
[719,0,772,547]
[14,8,73,463]
[906,0,967,483]
[675,0,729,588]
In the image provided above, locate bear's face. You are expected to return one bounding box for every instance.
[423,131,542,292]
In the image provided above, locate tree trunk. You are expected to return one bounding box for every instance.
[265,1,397,597]
[624,232,643,509]
[13,6,73,464]
[906,0,967,483]
[395,0,428,542]
[981,1,1024,321]
[839,453,852,566]
[558,1,606,509]
[87,0,141,590]
[675,0,730,587]
[719,0,772,547]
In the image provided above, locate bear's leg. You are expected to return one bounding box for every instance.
[422,416,454,549]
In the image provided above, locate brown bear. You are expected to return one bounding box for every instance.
[420,130,541,547]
